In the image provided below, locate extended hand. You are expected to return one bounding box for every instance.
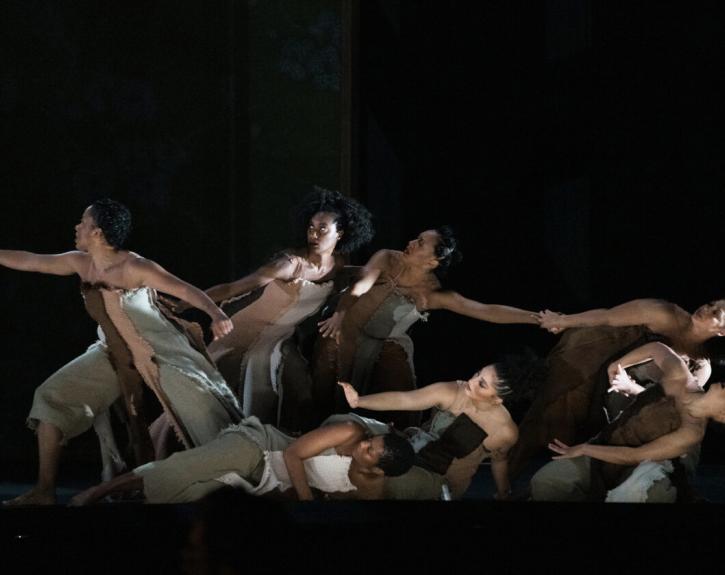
[548,438,586,459]
[210,313,234,340]
[337,381,359,408]
[607,364,644,397]
[539,309,566,334]
[318,312,344,343]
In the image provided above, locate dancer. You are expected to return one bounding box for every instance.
[69,419,414,504]
[315,226,539,429]
[508,298,724,476]
[1,199,241,505]
[181,188,373,430]
[339,357,523,500]
[531,341,724,502]
[540,298,725,360]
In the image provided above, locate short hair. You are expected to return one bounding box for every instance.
[292,186,375,254]
[376,433,415,477]
[432,225,463,279]
[89,198,132,250]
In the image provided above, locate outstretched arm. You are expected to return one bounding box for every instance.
[319,250,389,340]
[129,258,233,340]
[426,291,540,324]
[338,381,458,412]
[203,257,300,305]
[548,424,703,465]
[0,250,84,276]
[540,299,673,333]
[283,422,364,501]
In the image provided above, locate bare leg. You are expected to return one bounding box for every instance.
[3,421,63,506]
[69,472,144,506]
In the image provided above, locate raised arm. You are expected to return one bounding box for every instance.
[128,258,233,339]
[540,299,674,333]
[283,422,364,501]
[607,342,692,395]
[319,250,389,339]
[338,381,458,412]
[548,424,703,465]
[0,250,84,276]
[425,291,540,324]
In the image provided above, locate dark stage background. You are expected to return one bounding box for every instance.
[2,0,725,480]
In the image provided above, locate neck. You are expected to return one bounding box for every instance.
[682,392,708,419]
[683,315,717,345]
[89,244,122,270]
[305,248,334,268]
[400,253,433,278]
[470,396,502,411]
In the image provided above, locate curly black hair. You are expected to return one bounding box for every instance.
[291,186,374,254]
[432,225,463,279]
[89,198,132,250]
[493,349,548,404]
[377,432,415,477]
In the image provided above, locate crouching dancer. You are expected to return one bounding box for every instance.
[70,418,414,504]
[531,342,725,502]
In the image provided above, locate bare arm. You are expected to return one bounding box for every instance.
[319,250,390,339]
[549,424,703,465]
[338,381,458,412]
[0,250,84,276]
[426,291,540,324]
[283,422,364,501]
[203,257,299,304]
[607,342,690,394]
[486,428,518,500]
[541,299,673,333]
[129,258,233,339]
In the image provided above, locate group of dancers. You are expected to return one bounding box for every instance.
[2,190,725,506]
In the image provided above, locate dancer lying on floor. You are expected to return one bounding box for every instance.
[338,357,522,500]
[70,418,414,505]
[530,341,725,502]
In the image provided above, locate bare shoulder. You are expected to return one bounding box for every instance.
[486,414,519,450]
[428,381,460,403]
[369,249,397,268]
[635,298,682,319]
[64,250,91,273]
[325,420,366,441]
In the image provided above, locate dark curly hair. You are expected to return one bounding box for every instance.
[292,186,374,254]
[376,432,415,477]
[89,198,132,250]
[493,349,548,404]
[432,225,463,279]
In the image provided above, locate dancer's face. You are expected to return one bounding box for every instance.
[403,229,441,268]
[74,207,100,251]
[465,364,501,401]
[692,300,725,336]
[307,211,341,254]
[352,435,386,470]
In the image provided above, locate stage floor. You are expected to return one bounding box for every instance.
[2,463,724,573]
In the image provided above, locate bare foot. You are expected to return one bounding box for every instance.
[68,486,101,507]
[3,487,56,506]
